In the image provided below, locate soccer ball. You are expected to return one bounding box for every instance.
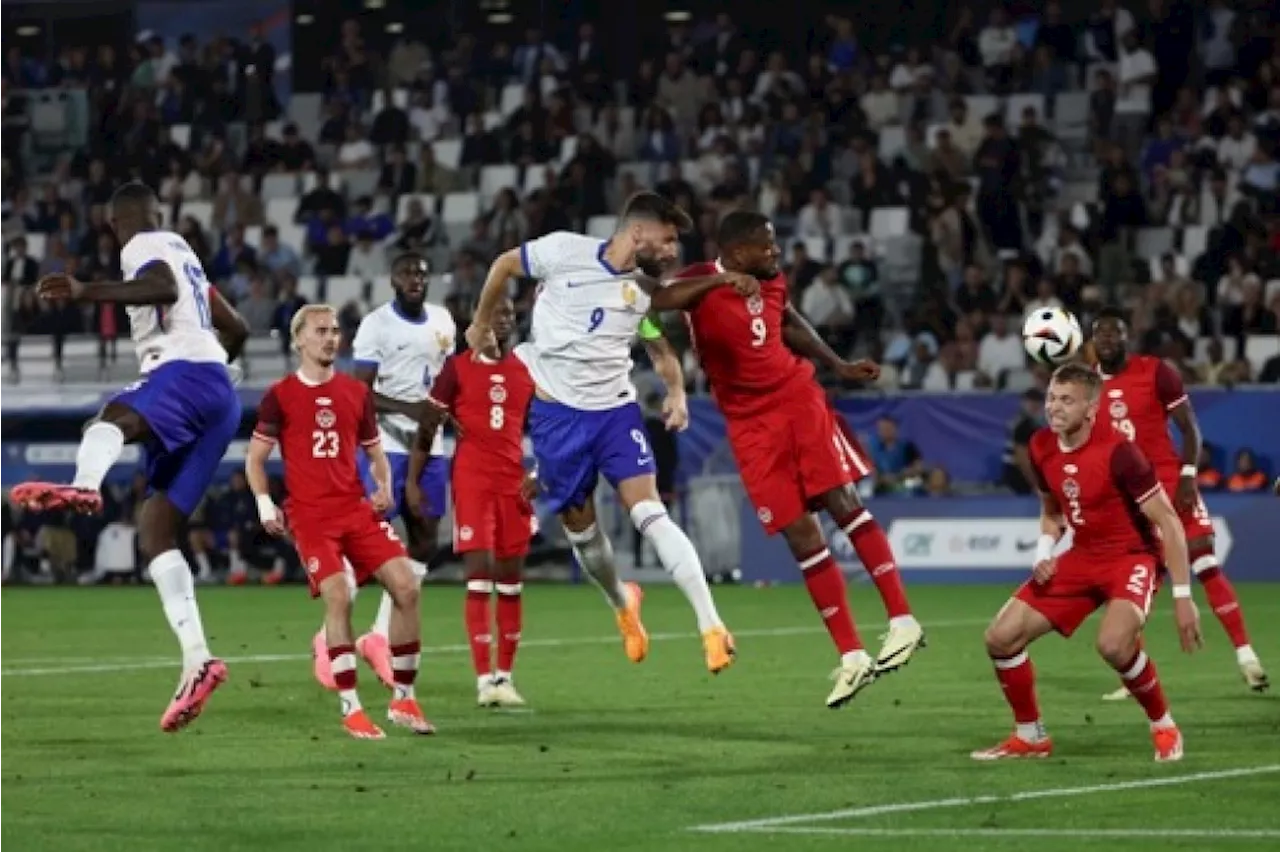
[1022,308,1083,366]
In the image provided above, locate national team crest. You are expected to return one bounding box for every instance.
[1062,478,1081,500]
[746,294,764,316]
[436,332,453,352]
[621,281,638,309]
[316,408,336,428]
[489,385,508,403]
[1109,401,1128,420]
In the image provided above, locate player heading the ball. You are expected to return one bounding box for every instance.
[246,304,435,740]
[972,363,1201,763]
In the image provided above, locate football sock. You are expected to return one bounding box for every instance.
[798,546,863,655]
[495,581,523,675]
[991,651,1045,740]
[390,640,420,701]
[1193,556,1252,650]
[372,558,427,637]
[630,500,723,631]
[329,644,361,715]
[565,523,628,609]
[836,508,914,621]
[1116,650,1173,726]
[72,421,125,491]
[149,549,212,670]
[464,578,494,678]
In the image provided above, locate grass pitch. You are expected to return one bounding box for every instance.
[2,583,1277,851]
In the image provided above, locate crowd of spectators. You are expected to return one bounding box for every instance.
[2,4,1279,582]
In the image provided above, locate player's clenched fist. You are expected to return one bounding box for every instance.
[662,391,689,432]
[1032,556,1057,584]
[465,322,498,357]
[835,359,880,383]
[36,273,85,302]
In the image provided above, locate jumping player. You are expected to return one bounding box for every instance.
[1092,307,1268,695]
[972,363,1201,762]
[11,181,248,732]
[246,304,434,740]
[661,211,924,707]
[309,253,455,691]
[466,191,744,673]
[409,297,537,707]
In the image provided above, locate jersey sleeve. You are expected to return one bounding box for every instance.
[119,233,169,280]
[357,385,380,446]
[519,231,582,280]
[252,386,284,443]
[1153,359,1189,410]
[1111,440,1162,505]
[1027,434,1053,494]
[426,356,461,411]
[351,314,384,370]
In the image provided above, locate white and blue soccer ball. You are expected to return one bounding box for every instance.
[1022,307,1083,366]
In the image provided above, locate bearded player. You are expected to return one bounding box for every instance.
[309,253,456,692]
[1092,307,1267,695]
[973,363,1201,762]
[246,305,434,739]
[409,297,537,707]
[656,211,923,707]
[466,191,748,673]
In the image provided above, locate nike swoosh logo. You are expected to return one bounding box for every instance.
[1016,540,1038,552]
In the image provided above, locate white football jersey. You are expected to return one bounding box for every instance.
[352,300,456,455]
[515,231,651,410]
[120,230,228,373]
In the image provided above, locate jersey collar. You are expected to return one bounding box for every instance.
[391,300,428,325]
[597,240,633,275]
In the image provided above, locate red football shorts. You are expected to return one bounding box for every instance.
[452,486,536,559]
[1163,476,1215,544]
[727,380,870,535]
[1014,550,1159,637]
[289,501,407,597]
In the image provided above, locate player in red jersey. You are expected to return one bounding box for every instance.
[245,304,435,740]
[407,297,539,708]
[652,210,923,708]
[972,363,1202,762]
[1092,307,1268,695]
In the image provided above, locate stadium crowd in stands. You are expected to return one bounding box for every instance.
[3,4,1278,582]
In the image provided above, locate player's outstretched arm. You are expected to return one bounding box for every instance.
[645,271,757,311]
[208,286,249,362]
[468,248,523,352]
[782,306,880,382]
[36,262,180,306]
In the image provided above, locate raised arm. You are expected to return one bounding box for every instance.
[38,261,180,305]
[467,248,524,351]
[782,305,880,383]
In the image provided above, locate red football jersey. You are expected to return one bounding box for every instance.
[1099,354,1187,482]
[252,371,380,514]
[678,261,814,419]
[1030,424,1162,560]
[428,352,535,495]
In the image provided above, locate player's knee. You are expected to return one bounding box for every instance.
[320,576,354,616]
[1095,628,1138,667]
[983,618,1026,659]
[384,561,420,610]
[1187,536,1217,573]
[822,485,862,519]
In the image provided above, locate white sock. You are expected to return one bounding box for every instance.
[228,551,246,575]
[629,500,723,632]
[72,422,125,491]
[372,559,426,637]
[889,615,919,630]
[841,649,872,668]
[1236,644,1258,665]
[496,669,512,683]
[1016,720,1048,742]
[477,673,493,691]
[565,523,628,609]
[149,549,212,670]
[1150,712,1176,730]
[193,551,213,579]
[339,688,362,716]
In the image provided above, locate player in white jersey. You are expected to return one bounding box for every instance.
[11,182,249,732]
[467,191,757,673]
[309,252,456,689]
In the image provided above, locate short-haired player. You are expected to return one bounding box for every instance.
[246,305,434,739]
[972,363,1201,762]
[409,297,538,707]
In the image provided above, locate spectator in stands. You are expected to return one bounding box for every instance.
[978,7,1018,95]
[929,128,970,181]
[209,224,256,282]
[945,97,983,159]
[978,313,1026,387]
[1196,444,1224,491]
[346,231,388,282]
[1227,448,1268,493]
[395,197,439,251]
[868,416,924,495]
[973,115,1022,251]
[955,262,998,316]
[257,225,301,281]
[5,236,38,287]
[238,274,278,333]
[1089,68,1118,154]
[271,276,307,352]
[839,240,883,334]
[213,171,264,231]
[800,265,856,354]
[923,466,953,498]
[996,259,1031,316]
[336,122,376,171]
[314,223,352,276]
[278,123,315,172]
[796,187,846,240]
[377,143,416,198]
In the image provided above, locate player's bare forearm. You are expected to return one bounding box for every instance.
[84,265,180,305]
[782,306,843,370]
[351,365,427,420]
[645,338,685,398]
[244,440,273,498]
[1148,495,1191,586]
[1038,493,1065,538]
[366,442,393,494]
[209,287,248,362]
[1168,402,1202,469]
[412,404,447,464]
[474,249,523,327]
[646,274,732,311]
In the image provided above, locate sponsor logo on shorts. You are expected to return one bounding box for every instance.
[316,408,336,429]
[306,557,320,575]
[459,525,474,541]
[757,507,773,525]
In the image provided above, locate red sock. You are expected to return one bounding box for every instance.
[328,643,358,692]
[836,508,913,619]
[495,579,523,675]
[389,641,420,694]
[1116,650,1171,723]
[992,651,1041,724]
[798,546,863,654]
[1195,562,1251,649]
[464,577,493,678]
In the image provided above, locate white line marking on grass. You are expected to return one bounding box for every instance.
[689,764,1280,833]
[751,828,1280,840]
[0,618,984,677]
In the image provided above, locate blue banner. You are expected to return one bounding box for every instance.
[736,493,1279,585]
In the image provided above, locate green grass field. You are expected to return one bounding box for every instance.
[2,583,1277,852]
